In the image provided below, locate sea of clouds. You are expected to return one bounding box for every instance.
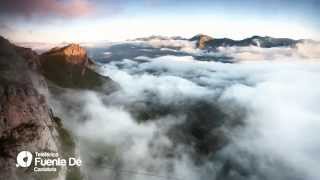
[50,39,320,180]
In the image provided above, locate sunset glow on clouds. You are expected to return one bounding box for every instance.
[0,0,94,18]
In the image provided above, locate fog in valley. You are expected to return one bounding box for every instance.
[50,39,320,180]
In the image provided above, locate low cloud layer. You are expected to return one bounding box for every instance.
[130,37,200,54]
[100,55,320,179]
[49,41,320,180]
[296,41,320,59]
[216,41,320,61]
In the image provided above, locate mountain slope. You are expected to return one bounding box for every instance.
[40,44,118,93]
[0,36,70,180]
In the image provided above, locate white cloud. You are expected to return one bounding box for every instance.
[296,41,320,59]
[130,37,201,54]
[219,64,320,179]
[50,41,320,179]
[99,54,320,179]
[215,41,320,61]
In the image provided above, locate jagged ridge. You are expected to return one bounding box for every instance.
[190,34,301,49]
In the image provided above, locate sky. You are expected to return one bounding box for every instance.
[0,0,319,43]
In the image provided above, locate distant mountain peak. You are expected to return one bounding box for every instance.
[190,34,299,49]
[190,34,214,49]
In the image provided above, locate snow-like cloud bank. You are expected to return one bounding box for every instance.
[96,55,320,179]
[51,43,320,179]
[296,41,320,59]
[129,37,201,54]
[216,41,320,61]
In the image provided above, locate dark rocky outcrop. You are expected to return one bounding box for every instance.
[190,34,214,49]
[236,36,298,48]
[40,44,118,93]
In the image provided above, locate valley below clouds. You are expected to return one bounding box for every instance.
[51,39,320,180]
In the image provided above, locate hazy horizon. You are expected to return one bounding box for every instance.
[8,34,315,45]
[0,0,319,43]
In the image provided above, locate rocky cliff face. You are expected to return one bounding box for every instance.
[0,36,67,180]
[40,44,117,93]
[0,36,118,180]
[42,44,94,66]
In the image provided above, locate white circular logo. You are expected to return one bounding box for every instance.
[16,151,33,167]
